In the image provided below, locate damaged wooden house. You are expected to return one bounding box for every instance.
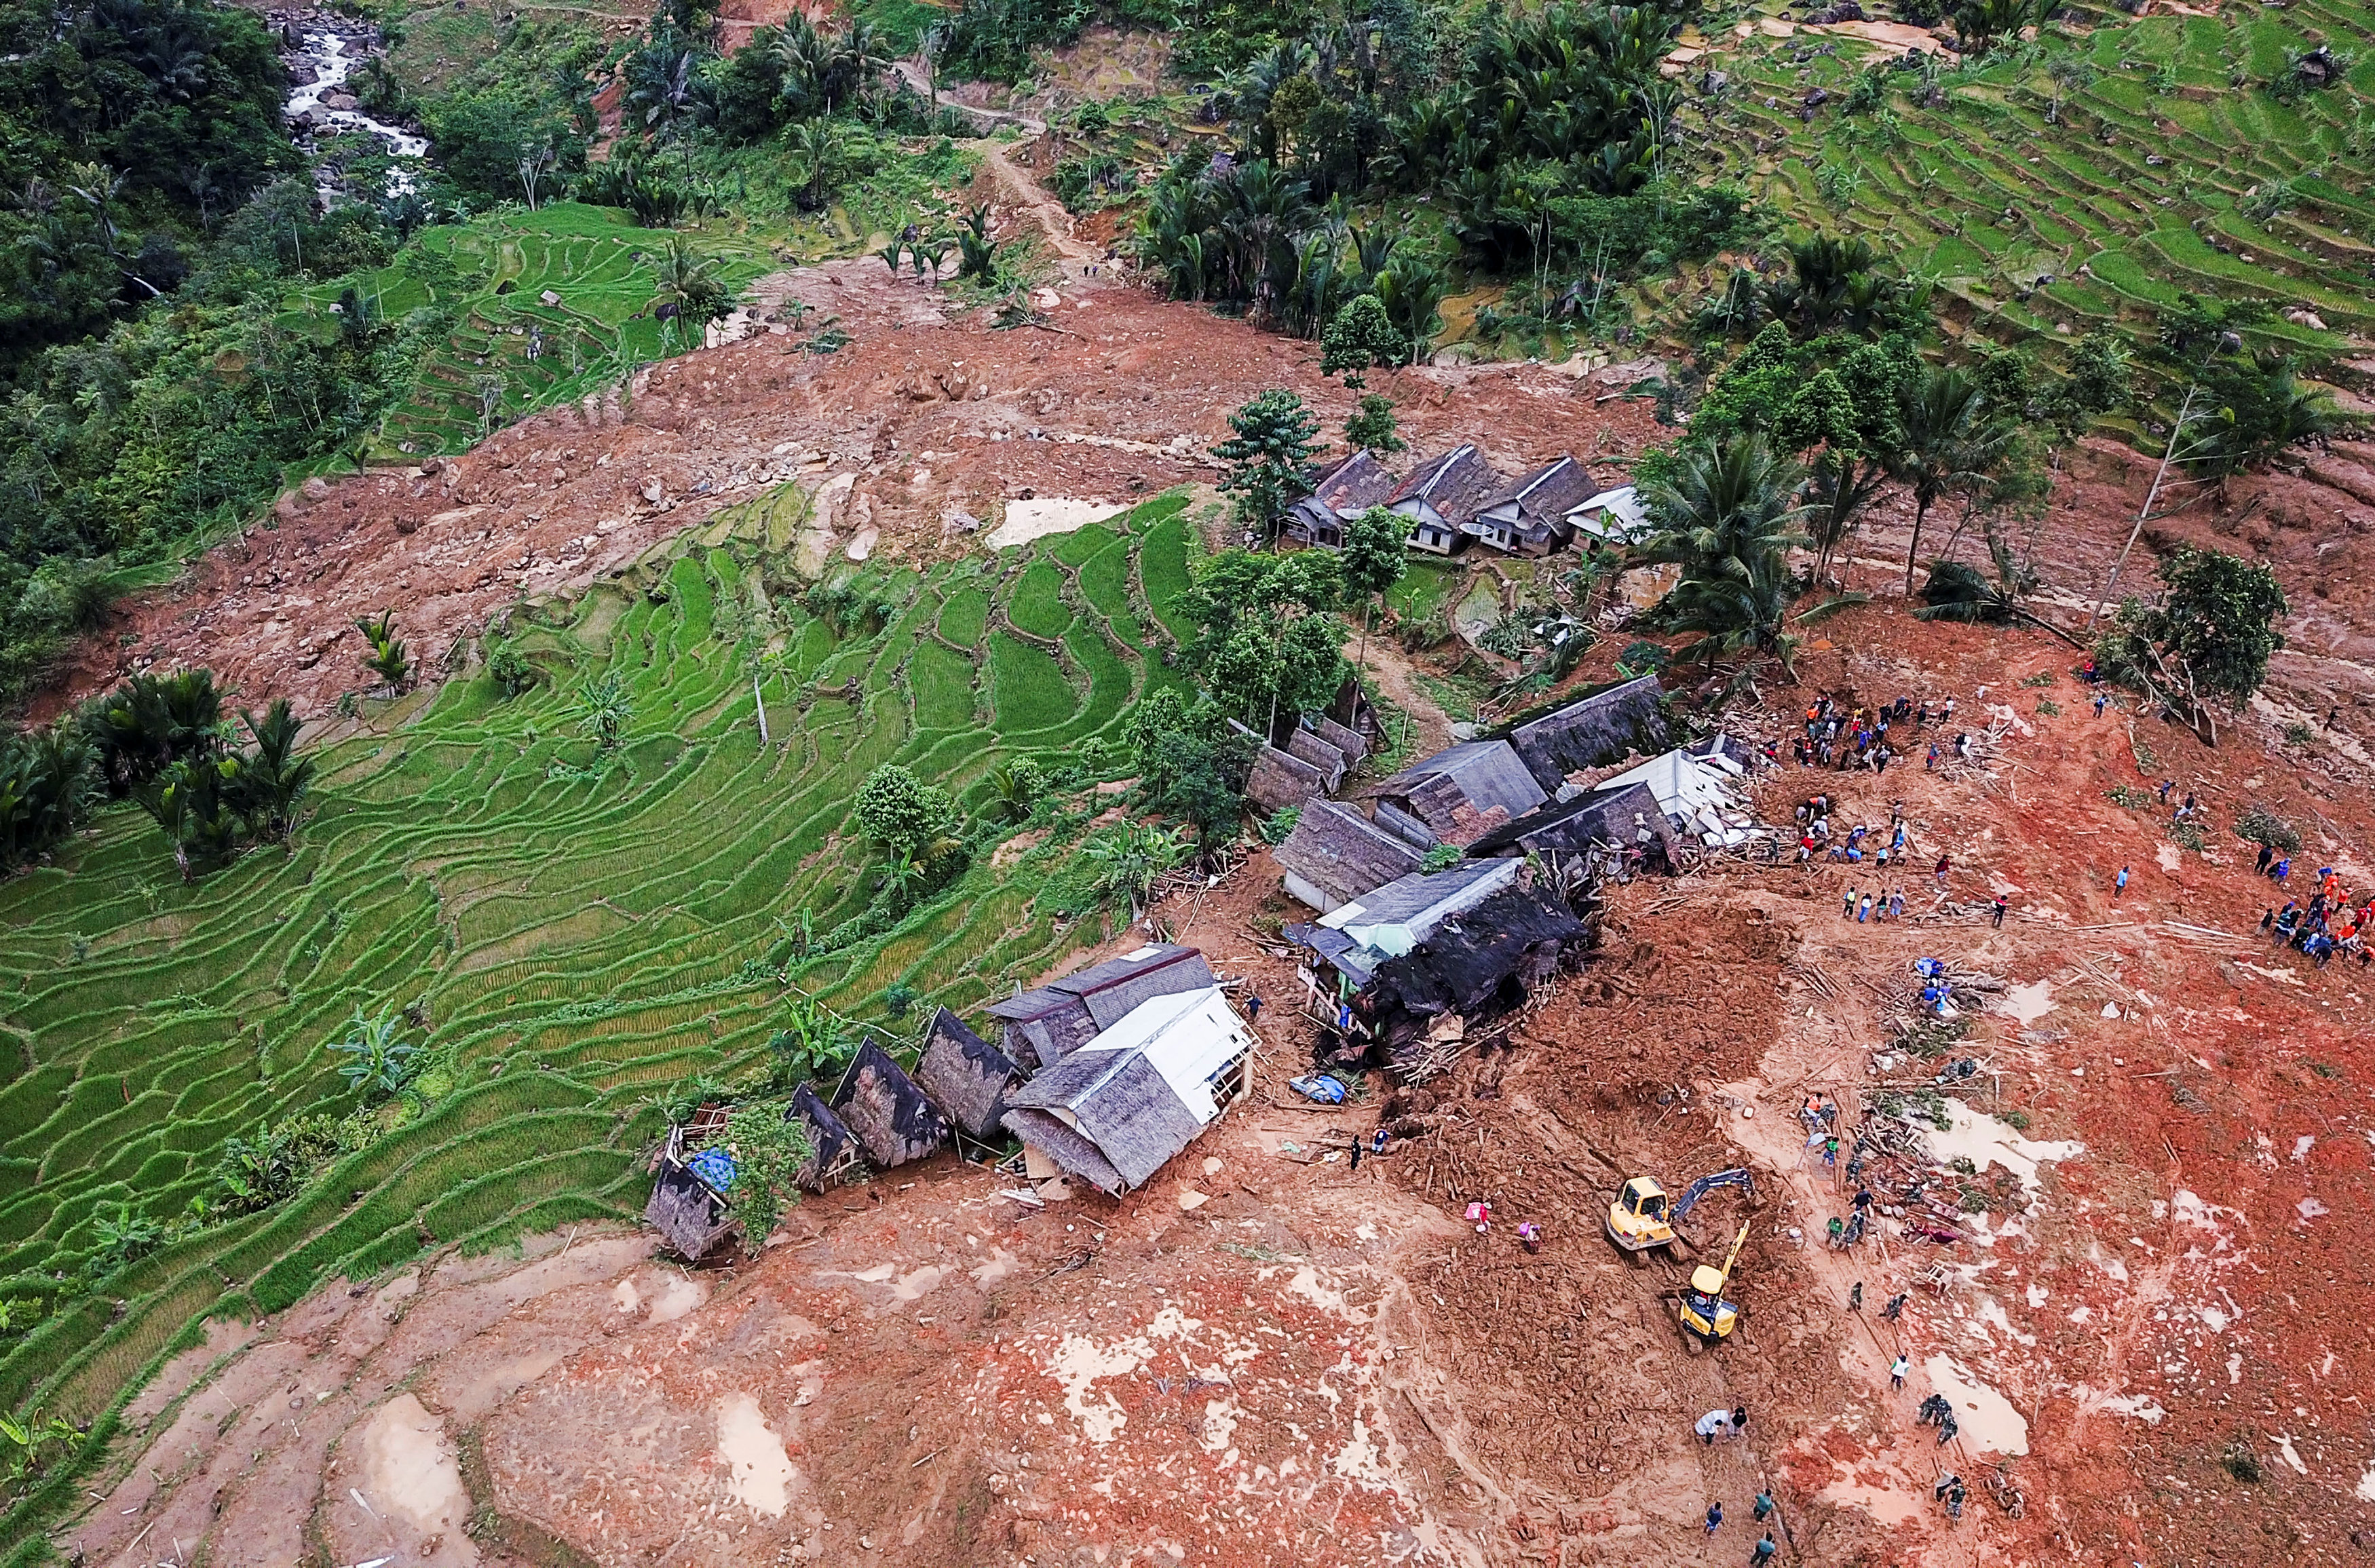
[1286,859,1586,1072]
[642,1082,871,1261]
[1000,981,1259,1196]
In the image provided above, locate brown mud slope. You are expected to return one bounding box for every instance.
[35,247,1662,723]
[58,602,2375,1568]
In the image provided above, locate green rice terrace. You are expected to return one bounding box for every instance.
[0,493,1198,1495]
[290,202,778,460]
[1695,0,2375,368]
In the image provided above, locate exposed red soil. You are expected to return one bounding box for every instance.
[31,248,1664,724]
[58,621,2375,1565]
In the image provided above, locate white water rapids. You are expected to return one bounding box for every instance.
[284,31,428,194]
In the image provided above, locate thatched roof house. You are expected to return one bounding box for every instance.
[1273,799,1426,912]
[983,943,1217,1070]
[915,1007,1022,1140]
[1495,674,1671,793]
[1373,740,1548,845]
[832,1041,950,1169]
[1285,449,1400,549]
[1390,446,1503,555]
[644,1126,736,1260]
[1466,456,1599,556]
[1001,986,1256,1194]
[791,1085,863,1190]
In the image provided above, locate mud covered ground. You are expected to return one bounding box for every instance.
[64,605,2375,1567]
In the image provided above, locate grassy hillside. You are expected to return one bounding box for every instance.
[286,202,780,461]
[0,493,1198,1507]
[1687,0,2374,369]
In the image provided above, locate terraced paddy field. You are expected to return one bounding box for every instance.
[1684,1,2374,374]
[286,203,780,461]
[0,493,1198,1534]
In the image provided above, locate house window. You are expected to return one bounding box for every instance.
[1206,1045,1251,1108]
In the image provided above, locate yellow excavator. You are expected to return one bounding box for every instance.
[1604,1167,1755,1254]
[1677,1222,1750,1349]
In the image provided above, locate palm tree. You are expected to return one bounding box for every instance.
[656,235,729,322]
[788,119,842,212]
[1888,366,2014,595]
[1635,434,1813,668]
[354,611,412,692]
[229,700,316,843]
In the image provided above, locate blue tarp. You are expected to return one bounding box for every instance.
[1288,1074,1348,1105]
[687,1146,737,1191]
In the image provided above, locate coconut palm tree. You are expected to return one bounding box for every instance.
[228,700,316,843]
[1888,365,2015,595]
[1635,434,1814,668]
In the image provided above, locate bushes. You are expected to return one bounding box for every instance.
[2233,807,2300,852]
[0,726,96,873]
[856,765,960,858]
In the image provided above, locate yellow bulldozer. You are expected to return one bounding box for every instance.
[1677,1221,1750,1349]
[1603,1167,1755,1254]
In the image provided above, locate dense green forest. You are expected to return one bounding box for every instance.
[0,0,962,710]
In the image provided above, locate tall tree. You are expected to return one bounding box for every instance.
[1213,390,1323,540]
[1887,365,2015,595]
[1340,505,1409,666]
[1635,434,1812,668]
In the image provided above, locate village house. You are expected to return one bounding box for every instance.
[1000,983,1258,1195]
[1388,445,1504,556]
[981,942,1217,1070]
[1283,449,1399,549]
[1273,798,1429,911]
[1464,456,1599,556]
[1373,740,1549,846]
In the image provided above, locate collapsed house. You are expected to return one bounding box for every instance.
[1476,734,1758,858]
[1289,864,1587,1067]
[649,942,1259,1242]
[1569,485,1649,545]
[1273,798,1427,912]
[1595,735,1758,847]
[1373,740,1549,846]
[914,1007,1021,1141]
[643,1125,738,1261]
[981,942,1217,1069]
[1468,779,1679,866]
[643,1086,867,1260]
[1289,859,1522,991]
[1367,677,1672,851]
[1000,984,1257,1195]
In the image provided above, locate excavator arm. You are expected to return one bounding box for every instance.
[1669,1167,1756,1223]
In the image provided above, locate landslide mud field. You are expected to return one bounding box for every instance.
[65,607,2375,1566]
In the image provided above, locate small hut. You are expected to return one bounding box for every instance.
[832,1041,951,1169]
[915,1007,1022,1141]
[791,1084,864,1190]
[644,1126,736,1260]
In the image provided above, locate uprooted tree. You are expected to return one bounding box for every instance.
[2095,546,2287,745]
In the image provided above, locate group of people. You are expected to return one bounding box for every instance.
[1790,693,1939,775]
[1696,1427,1782,1563]
[2259,859,2375,968]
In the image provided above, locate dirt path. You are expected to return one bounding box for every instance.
[1346,634,1457,763]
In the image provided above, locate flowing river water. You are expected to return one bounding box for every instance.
[282,26,429,194]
